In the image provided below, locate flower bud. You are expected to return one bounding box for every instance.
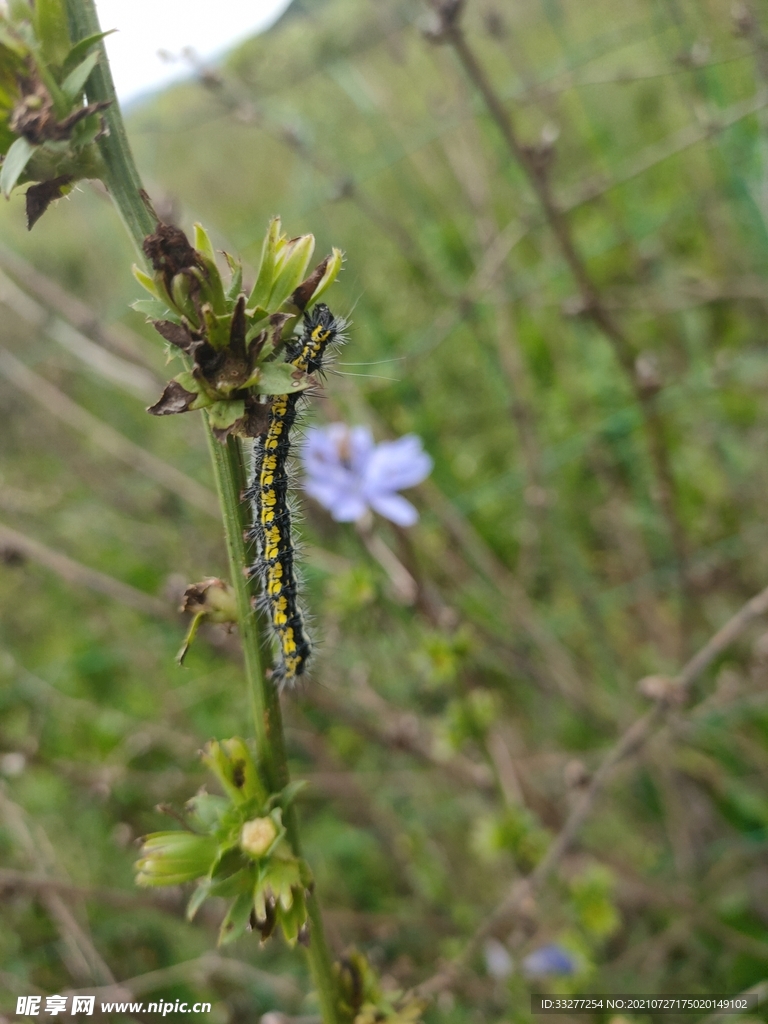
[134,831,217,887]
[240,816,278,858]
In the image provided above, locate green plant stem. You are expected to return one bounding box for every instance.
[64,2,340,1019]
[64,1,154,249]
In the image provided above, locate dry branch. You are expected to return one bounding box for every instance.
[0,349,220,518]
[416,579,768,996]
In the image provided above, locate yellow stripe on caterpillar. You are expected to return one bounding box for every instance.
[247,302,345,687]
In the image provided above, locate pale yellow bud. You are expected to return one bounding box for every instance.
[240,817,277,857]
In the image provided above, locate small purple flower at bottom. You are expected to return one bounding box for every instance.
[522,944,577,978]
[301,423,432,527]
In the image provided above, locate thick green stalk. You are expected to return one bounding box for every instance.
[205,432,288,790]
[64,2,340,1019]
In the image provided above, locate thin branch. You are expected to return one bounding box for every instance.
[617,874,768,964]
[0,521,170,618]
[0,348,220,518]
[0,868,164,911]
[61,952,302,1007]
[0,786,115,988]
[0,244,160,375]
[0,519,496,793]
[431,2,693,635]
[309,674,495,793]
[415,578,768,996]
[420,478,589,706]
[699,981,768,1024]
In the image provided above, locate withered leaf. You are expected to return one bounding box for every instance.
[151,318,196,352]
[143,223,203,292]
[147,380,199,416]
[289,255,331,311]
[25,175,73,230]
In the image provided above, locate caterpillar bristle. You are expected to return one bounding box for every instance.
[246,303,345,688]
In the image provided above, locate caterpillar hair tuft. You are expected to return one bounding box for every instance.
[247,303,345,687]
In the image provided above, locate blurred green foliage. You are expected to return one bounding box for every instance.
[2,0,768,1021]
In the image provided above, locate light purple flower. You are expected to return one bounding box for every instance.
[301,423,432,527]
[522,944,577,978]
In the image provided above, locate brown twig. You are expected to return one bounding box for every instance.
[0,268,159,400]
[0,786,115,987]
[428,1,692,639]
[0,516,495,795]
[415,579,768,996]
[0,868,165,910]
[0,521,170,618]
[308,673,495,793]
[60,952,302,1007]
[0,349,220,518]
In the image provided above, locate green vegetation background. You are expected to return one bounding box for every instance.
[2,0,768,1020]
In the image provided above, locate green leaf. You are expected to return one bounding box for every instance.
[281,779,308,806]
[33,0,69,67]
[207,399,245,431]
[268,233,315,310]
[34,63,69,117]
[1,137,35,197]
[245,311,270,343]
[209,867,252,899]
[131,264,161,297]
[61,30,115,77]
[225,252,243,302]
[186,880,211,921]
[175,370,215,409]
[61,50,99,101]
[186,792,229,832]
[8,0,33,18]
[249,361,312,396]
[195,257,227,316]
[218,891,254,946]
[248,216,282,310]
[276,888,307,947]
[131,298,173,320]
[0,26,28,56]
[171,272,200,325]
[201,305,231,350]
[193,222,216,263]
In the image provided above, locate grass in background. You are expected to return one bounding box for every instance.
[2,0,768,1020]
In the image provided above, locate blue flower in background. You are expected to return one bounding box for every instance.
[522,944,577,978]
[301,423,432,527]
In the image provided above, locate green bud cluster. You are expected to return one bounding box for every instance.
[0,0,112,226]
[135,737,313,948]
[135,217,343,441]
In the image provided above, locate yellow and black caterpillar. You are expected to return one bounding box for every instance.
[246,303,344,686]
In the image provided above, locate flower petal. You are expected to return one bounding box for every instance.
[522,944,576,977]
[368,491,419,527]
[363,435,432,493]
[327,492,369,522]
